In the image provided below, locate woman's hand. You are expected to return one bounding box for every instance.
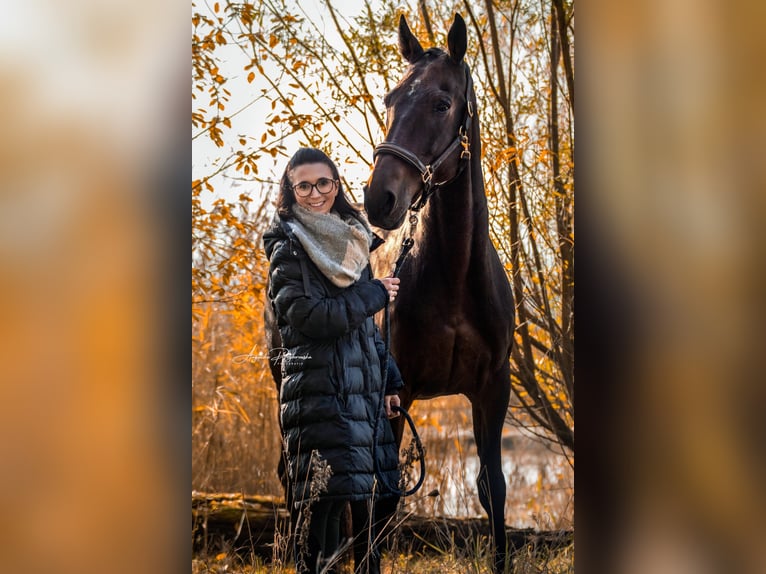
[379,276,400,302]
[384,394,401,418]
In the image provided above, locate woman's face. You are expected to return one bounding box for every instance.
[289,162,338,215]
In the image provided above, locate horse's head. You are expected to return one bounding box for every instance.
[364,14,474,230]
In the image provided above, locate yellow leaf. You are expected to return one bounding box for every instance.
[269,34,278,48]
[213,3,219,13]
[215,552,226,561]
[247,71,255,83]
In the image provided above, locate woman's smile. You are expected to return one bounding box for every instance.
[307,197,329,209]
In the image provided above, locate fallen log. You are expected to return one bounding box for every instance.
[192,491,290,558]
[393,513,572,556]
[192,491,572,559]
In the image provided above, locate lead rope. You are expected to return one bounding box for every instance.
[372,213,426,497]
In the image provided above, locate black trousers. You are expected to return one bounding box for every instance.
[294,499,381,574]
[350,499,382,574]
[294,498,344,574]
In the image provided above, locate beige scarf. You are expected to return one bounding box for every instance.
[287,204,373,287]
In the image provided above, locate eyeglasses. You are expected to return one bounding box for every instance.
[292,178,337,198]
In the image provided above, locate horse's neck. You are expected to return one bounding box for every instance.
[420,159,488,277]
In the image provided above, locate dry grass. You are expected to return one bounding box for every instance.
[192,300,285,497]
[191,541,574,574]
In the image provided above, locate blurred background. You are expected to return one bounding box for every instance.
[1,0,765,573]
[0,1,187,573]
[577,1,766,572]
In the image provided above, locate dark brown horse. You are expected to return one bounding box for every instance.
[364,14,515,573]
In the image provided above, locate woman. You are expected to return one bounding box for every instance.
[263,148,403,574]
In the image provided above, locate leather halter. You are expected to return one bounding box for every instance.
[372,64,475,212]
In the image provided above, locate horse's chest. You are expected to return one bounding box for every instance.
[391,308,489,393]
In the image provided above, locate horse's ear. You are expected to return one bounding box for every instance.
[447,13,467,64]
[398,15,424,63]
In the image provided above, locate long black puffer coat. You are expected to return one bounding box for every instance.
[263,216,402,506]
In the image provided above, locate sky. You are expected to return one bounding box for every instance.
[192,0,382,210]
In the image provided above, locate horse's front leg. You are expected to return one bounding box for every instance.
[471,373,511,573]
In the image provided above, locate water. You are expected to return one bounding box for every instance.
[398,415,573,530]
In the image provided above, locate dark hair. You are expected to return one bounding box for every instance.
[276,148,361,220]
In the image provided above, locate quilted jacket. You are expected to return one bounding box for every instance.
[264,216,402,505]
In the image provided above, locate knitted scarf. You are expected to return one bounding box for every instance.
[287,204,373,287]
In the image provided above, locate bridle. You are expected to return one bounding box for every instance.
[372,63,475,212]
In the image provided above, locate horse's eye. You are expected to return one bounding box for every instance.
[435,100,451,113]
